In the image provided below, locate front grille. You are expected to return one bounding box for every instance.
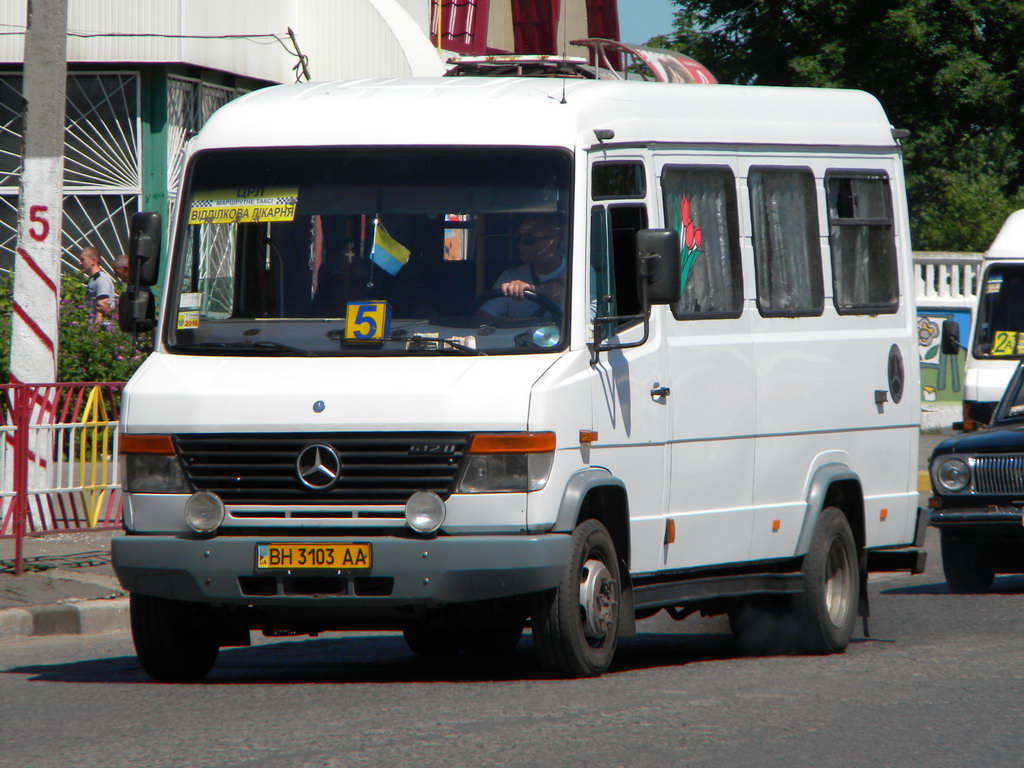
[175,432,469,505]
[973,454,1024,495]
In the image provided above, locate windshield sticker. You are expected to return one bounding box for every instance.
[177,292,202,330]
[179,292,202,309]
[188,187,298,225]
[991,330,1020,356]
[345,300,391,343]
[177,310,200,330]
[985,277,1003,294]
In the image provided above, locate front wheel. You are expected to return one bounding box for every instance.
[532,519,621,677]
[940,536,995,594]
[402,625,462,656]
[130,593,220,682]
[791,506,859,654]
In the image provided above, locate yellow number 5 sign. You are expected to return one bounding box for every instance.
[345,301,391,343]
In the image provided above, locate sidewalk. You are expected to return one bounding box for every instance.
[0,529,128,641]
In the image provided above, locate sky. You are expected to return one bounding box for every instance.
[616,0,677,45]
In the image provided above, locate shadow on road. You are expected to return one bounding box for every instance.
[6,630,765,685]
[881,574,1024,596]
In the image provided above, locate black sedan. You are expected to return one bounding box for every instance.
[929,360,1024,592]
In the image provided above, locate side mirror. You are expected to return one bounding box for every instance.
[128,211,162,287]
[636,229,681,306]
[118,286,155,334]
[941,320,963,356]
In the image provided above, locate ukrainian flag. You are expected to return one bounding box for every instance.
[369,219,411,276]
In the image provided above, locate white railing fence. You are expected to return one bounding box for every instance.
[914,251,983,309]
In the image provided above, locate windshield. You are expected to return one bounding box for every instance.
[973,263,1024,359]
[166,148,572,356]
[994,362,1024,423]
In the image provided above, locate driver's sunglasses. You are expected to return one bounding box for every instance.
[516,233,557,246]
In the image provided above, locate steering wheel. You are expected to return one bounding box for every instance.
[472,288,563,321]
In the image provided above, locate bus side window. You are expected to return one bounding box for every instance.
[661,165,742,319]
[749,167,823,317]
[826,172,899,314]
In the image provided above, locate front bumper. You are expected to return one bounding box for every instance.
[929,506,1024,538]
[113,533,572,607]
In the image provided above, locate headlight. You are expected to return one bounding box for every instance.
[456,432,555,493]
[120,435,190,493]
[932,457,970,493]
[184,491,225,533]
[405,491,446,533]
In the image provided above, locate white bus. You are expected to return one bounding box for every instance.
[115,75,926,681]
[947,210,1024,429]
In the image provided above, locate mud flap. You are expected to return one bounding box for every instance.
[618,581,636,638]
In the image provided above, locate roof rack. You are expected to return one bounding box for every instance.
[444,39,716,85]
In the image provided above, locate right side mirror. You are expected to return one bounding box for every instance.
[128,211,162,287]
[636,228,681,306]
[941,319,963,356]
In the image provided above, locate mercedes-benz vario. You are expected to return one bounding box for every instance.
[115,76,926,681]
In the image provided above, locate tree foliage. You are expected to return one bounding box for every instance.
[655,0,1024,251]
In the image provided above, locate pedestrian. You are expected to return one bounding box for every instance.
[114,253,129,283]
[78,246,115,322]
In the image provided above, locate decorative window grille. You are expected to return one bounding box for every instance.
[0,72,141,276]
[167,76,243,225]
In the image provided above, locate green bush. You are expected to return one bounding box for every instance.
[1,271,151,384]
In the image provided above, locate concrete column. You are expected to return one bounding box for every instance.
[10,0,68,386]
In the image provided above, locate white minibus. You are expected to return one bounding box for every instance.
[945,210,1024,429]
[115,75,926,681]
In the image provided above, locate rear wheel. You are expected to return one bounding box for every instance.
[941,536,995,594]
[532,519,621,677]
[130,593,220,682]
[791,506,859,653]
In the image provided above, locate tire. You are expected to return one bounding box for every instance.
[532,519,621,677]
[462,624,524,657]
[402,626,462,656]
[130,593,220,682]
[791,506,859,654]
[941,536,995,594]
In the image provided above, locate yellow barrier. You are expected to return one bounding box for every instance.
[77,385,113,527]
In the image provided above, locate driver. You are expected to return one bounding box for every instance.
[479,214,565,318]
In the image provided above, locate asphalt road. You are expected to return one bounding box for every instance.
[2,524,1022,768]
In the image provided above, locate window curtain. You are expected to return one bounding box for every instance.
[749,170,822,314]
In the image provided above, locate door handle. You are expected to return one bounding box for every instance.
[650,385,670,400]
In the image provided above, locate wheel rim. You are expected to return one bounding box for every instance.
[823,536,852,627]
[578,556,617,642]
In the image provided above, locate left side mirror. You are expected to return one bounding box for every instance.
[636,229,681,306]
[118,286,155,334]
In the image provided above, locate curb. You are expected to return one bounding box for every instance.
[0,598,128,641]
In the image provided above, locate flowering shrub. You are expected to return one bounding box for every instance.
[0,271,151,384]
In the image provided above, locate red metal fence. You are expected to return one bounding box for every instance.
[1,382,123,573]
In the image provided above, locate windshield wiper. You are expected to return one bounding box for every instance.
[181,340,321,357]
[399,334,486,355]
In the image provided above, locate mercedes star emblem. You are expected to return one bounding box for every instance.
[296,443,341,490]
